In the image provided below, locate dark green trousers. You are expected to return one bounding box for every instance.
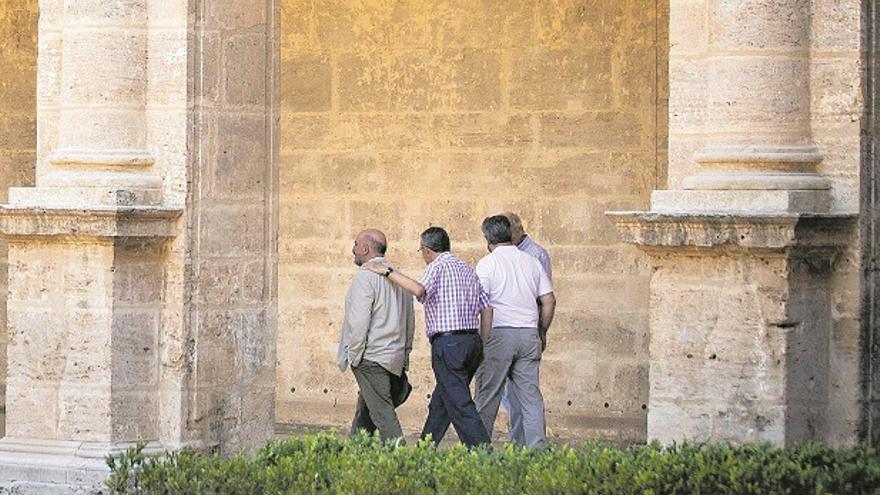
[351,359,405,443]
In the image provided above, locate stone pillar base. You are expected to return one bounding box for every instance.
[0,438,164,494]
[608,212,855,446]
[0,206,180,493]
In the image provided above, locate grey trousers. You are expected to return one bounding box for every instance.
[351,359,405,443]
[475,327,546,448]
[502,380,526,443]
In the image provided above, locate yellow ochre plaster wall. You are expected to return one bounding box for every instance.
[277,0,667,442]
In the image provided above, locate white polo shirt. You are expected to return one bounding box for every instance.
[475,245,554,329]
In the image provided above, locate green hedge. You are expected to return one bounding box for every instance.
[106,431,880,494]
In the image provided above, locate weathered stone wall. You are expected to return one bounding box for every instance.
[5,238,167,443]
[647,244,836,445]
[186,0,279,454]
[277,0,667,442]
[0,2,37,437]
[810,0,864,445]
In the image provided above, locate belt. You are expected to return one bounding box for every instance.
[429,329,477,344]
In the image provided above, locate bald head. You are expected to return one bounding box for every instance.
[502,211,525,245]
[359,229,387,254]
[352,228,387,266]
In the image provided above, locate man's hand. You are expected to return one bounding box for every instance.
[539,330,547,351]
[362,261,388,274]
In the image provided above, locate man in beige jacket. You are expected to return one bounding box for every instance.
[337,229,415,443]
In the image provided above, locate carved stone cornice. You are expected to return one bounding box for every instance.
[606,212,856,252]
[0,205,182,240]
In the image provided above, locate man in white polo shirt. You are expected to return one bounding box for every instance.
[500,211,553,446]
[474,215,556,448]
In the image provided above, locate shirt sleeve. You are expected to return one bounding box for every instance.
[536,257,553,296]
[418,261,439,303]
[478,282,490,310]
[403,296,415,371]
[475,257,492,302]
[342,272,374,368]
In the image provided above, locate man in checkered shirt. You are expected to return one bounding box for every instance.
[364,227,491,447]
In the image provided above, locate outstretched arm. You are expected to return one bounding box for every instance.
[362,261,427,301]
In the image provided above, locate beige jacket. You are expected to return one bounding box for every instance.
[337,257,415,376]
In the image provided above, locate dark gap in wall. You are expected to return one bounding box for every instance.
[860,0,880,449]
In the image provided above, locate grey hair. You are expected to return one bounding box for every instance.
[420,227,450,253]
[481,215,512,244]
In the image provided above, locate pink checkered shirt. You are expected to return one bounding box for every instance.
[418,252,489,339]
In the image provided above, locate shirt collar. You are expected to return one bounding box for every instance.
[493,245,518,252]
[430,251,453,265]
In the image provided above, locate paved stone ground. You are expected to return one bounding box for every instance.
[276,422,501,448]
[275,423,634,449]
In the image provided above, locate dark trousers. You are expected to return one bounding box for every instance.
[420,332,490,447]
[351,360,405,443]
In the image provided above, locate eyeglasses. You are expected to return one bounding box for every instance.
[417,245,428,253]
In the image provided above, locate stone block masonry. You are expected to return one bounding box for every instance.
[610,0,865,447]
[0,1,867,475]
[276,0,668,443]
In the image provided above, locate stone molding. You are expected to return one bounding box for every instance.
[47,149,155,168]
[0,205,182,240]
[0,437,166,491]
[607,212,855,251]
[694,145,824,168]
[685,145,831,191]
[0,437,165,459]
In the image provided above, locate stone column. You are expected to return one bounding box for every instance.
[11,0,162,208]
[0,0,280,491]
[654,0,830,215]
[0,210,178,489]
[608,0,855,446]
[0,1,178,490]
